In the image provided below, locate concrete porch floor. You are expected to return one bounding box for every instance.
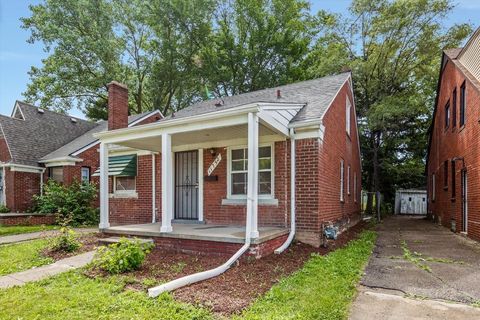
[103,223,289,244]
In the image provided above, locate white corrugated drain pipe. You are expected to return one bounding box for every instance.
[275,129,295,254]
[148,201,253,298]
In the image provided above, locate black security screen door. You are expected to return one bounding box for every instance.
[175,150,199,220]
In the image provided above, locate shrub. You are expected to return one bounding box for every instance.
[92,238,153,274]
[0,205,10,213]
[49,227,82,253]
[33,179,98,226]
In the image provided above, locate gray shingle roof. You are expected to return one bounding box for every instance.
[0,102,97,167]
[168,72,351,123]
[40,111,159,161]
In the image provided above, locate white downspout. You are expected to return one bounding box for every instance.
[151,153,156,223]
[275,129,295,254]
[148,112,258,298]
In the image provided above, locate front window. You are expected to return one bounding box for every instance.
[229,145,273,197]
[48,167,63,183]
[81,167,90,183]
[114,176,136,192]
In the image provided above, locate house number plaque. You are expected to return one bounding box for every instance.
[207,153,222,176]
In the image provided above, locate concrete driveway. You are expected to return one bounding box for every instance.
[350,216,480,320]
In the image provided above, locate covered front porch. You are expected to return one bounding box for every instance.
[94,102,303,255]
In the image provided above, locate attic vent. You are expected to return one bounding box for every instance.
[70,117,77,123]
[214,99,224,107]
[37,108,45,114]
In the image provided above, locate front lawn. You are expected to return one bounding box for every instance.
[237,230,377,319]
[0,229,376,319]
[0,239,53,275]
[0,224,57,237]
[0,271,213,320]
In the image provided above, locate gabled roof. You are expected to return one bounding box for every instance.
[0,101,97,167]
[40,110,161,162]
[167,72,351,124]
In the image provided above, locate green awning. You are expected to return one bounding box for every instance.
[92,155,137,177]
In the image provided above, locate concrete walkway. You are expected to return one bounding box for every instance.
[0,228,98,245]
[0,250,95,289]
[349,216,480,319]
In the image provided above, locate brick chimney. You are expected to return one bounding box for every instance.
[107,81,128,130]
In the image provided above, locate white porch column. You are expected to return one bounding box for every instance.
[161,133,173,232]
[99,142,110,229]
[247,112,259,239]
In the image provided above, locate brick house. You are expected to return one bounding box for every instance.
[426,28,480,241]
[96,72,362,258]
[0,91,162,215]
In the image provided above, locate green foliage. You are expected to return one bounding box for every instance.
[0,205,10,213]
[311,0,472,206]
[0,271,214,320]
[33,179,98,227]
[0,224,57,237]
[237,230,377,320]
[0,239,53,276]
[92,238,153,274]
[49,227,82,253]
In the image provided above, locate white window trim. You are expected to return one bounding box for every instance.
[81,167,90,183]
[111,176,138,198]
[432,174,436,201]
[226,143,275,200]
[346,97,351,136]
[354,172,357,203]
[347,165,351,195]
[340,159,345,202]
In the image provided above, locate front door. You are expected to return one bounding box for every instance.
[461,170,468,233]
[174,150,199,220]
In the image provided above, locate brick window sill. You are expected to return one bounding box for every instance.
[109,192,138,199]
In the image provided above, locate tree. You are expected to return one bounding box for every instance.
[199,0,315,97]
[315,0,472,209]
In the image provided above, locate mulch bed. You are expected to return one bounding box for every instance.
[41,232,104,261]
[88,221,368,316]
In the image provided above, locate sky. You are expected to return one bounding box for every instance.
[0,0,479,119]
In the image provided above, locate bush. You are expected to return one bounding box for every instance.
[0,205,10,213]
[49,227,82,252]
[92,238,153,274]
[33,179,98,226]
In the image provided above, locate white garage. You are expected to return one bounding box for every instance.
[394,189,427,215]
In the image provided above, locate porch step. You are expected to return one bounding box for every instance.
[98,237,155,246]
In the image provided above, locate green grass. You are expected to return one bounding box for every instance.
[0,224,57,237]
[236,230,377,320]
[0,230,377,320]
[0,271,213,320]
[0,239,53,275]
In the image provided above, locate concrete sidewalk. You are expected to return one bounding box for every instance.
[0,228,98,245]
[0,250,95,289]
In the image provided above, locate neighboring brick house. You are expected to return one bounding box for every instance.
[0,86,162,214]
[96,72,362,256]
[426,28,480,241]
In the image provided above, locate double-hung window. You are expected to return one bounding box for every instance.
[114,176,136,193]
[445,101,450,129]
[48,167,64,183]
[340,159,345,202]
[229,145,273,197]
[346,98,351,136]
[81,167,90,183]
[460,81,466,126]
[452,88,457,128]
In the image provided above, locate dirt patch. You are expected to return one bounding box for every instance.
[41,232,104,261]
[86,221,367,316]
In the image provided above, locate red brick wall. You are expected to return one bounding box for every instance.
[427,57,480,241]
[0,214,55,226]
[4,169,41,213]
[295,79,362,246]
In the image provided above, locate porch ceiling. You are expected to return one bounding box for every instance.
[112,123,278,152]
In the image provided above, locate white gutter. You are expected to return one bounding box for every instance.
[275,129,296,254]
[148,205,252,297]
